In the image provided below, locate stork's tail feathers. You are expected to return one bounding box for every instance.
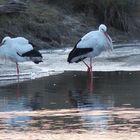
[17,49,43,64]
[30,56,43,64]
[28,49,43,64]
[67,48,93,63]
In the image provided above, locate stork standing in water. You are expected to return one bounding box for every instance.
[0,36,43,80]
[67,24,113,73]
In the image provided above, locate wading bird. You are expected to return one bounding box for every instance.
[0,36,43,79]
[67,24,113,73]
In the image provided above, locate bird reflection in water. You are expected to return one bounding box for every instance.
[68,71,114,109]
[15,82,21,98]
[15,83,42,110]
[68,72,112,131]
[69,72,94,108]
[29,92,42,110]
[86,72,94,94]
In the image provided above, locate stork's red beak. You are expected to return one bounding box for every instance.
[104,32,112,43]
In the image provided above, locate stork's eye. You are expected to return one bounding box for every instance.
[101,29,104,32]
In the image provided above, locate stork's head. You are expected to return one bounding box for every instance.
[99,24,112,43]
[99,24,107,32]
[0,36,11,47]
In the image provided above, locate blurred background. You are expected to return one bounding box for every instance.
[0,0,140,50]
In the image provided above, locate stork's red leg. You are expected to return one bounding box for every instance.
[83,60,90,72]
[83,57,93,73]
[90,57,93,72]
[16,62,19,81]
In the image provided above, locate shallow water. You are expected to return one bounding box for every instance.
[0,71,140,133]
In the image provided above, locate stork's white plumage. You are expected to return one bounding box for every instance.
[0,36,43,79]
[67,24,113,72]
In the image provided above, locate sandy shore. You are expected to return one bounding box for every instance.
[0,108,139,140]
[0,131,140,140]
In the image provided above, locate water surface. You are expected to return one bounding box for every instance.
[0,71,140,133]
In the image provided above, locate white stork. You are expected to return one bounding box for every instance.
[67,24,113,72]
[0,36,43,79]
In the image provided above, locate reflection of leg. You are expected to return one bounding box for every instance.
[90,72,94,93]
[16,62,19,82]
[87,72,94,94]
[16,82,20,98]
